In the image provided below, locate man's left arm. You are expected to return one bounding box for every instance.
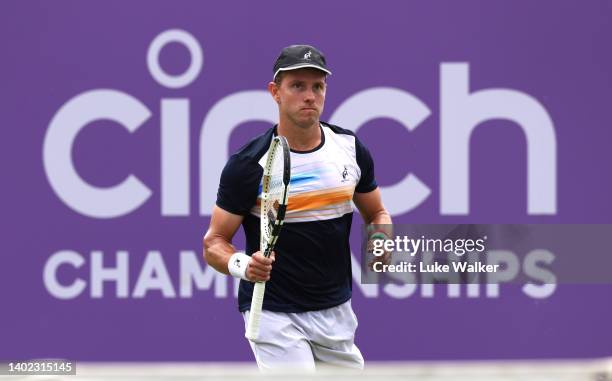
[353,187,392,226]
[354,188,393,265]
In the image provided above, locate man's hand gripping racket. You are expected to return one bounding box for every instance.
[245,135,291,341]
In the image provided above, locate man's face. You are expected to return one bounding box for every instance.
[269,68,327,129]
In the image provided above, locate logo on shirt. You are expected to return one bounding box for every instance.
[341,165,349,182]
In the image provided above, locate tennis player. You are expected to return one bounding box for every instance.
[203,44,392,370]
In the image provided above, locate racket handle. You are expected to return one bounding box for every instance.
[245,281,266,341]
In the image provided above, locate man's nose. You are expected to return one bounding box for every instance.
[303,88,315,102]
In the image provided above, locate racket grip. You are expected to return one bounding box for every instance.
[245,281,266,341]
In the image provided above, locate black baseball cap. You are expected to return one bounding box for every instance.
[273,44,332,80]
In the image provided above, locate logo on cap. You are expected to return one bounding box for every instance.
[304,51,312,59]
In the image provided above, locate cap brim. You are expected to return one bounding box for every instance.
[273,64,332,80]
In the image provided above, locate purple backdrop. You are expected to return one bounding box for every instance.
[1,1,611,361]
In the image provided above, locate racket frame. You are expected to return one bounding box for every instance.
[245,135,291,341]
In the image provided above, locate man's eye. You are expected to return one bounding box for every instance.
[292,83,302,89]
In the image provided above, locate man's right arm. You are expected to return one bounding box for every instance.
[203,206,274,282]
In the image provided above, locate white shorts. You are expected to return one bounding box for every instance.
[242,299,364,371]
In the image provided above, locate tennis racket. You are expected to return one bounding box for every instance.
[245,135,291,341]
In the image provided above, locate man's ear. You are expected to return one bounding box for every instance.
[268,81,280,104]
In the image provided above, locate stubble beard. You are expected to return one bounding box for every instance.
[286,109,320,130]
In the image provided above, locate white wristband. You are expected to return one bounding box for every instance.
[228,252,251,281]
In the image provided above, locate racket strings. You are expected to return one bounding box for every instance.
[261,144,287,245]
